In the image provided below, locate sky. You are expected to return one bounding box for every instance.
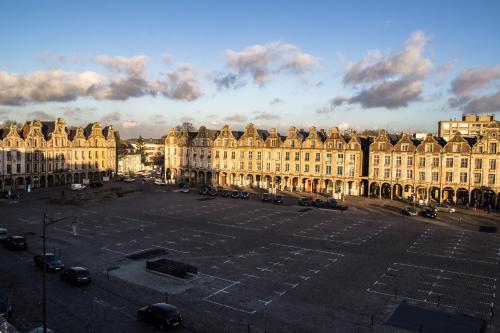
[0,0,499,138]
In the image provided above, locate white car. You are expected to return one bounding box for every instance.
[0,228,8,242]
[154,179,165,186]
[123,177,135,183]
[70,184,86,191]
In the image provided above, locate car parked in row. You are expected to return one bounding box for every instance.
[137,303,183,330]
[0,228,8,242]
[3,235,27,251]
[34,253,64,271]
[435,203,455,213]
[420,207,437,218]
[402,206,418,216]
[273,195,284,204]
[70,183,86,191]
[261,193,271,202]
[239,191,250,199]
[221,189,231,198]
[60,267,91,286]
[230,190,239,198]
[298,196,314,206]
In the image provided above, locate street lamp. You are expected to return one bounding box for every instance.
[41,213,77,333]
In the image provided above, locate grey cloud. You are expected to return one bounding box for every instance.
[224,114,247,122]
[316,95,348,114]
[155,64,202,101]
[462,91,500,114]
[213,72,246,90]
[221,41,318,87]
[252,111,280,120]
[348,77,422,109]
[269,98,283,105]
[332,95,348,106]
[100,111,121,123]
[450,66,500,96]
[27,110,52,120]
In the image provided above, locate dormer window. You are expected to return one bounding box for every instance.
[401,144,408,152]
[311,140,316,148]
[453,144,461,153]
[336,142,343,149]
[379,143,385,150]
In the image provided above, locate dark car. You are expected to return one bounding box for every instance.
[402,207,418,216]
[273,195,284,204]
[313,198,325,207]
[421,207,437,218]
[208,187,218,196]
[261,193,271,202]
[3,236,27,251]
[298,196,313,206]
[199,186,209,195]
[239,191,250,199]
[60,267,91,286]
[90,181,103,188]
[221,189,231,198]
[137,303,183,330]
[0,293,13,318]
[34,253,64,271]
[4,192,19,199]
[325,198,348,211]
[230,190,240,198]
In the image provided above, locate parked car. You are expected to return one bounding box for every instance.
[261,193,271,202]
[60,267,91,286]
[298,196,313,206]
[239,191,250,199]
[34,253,64,271]
[230,190,240,198]
[325,198,348,211]
[313,198,325,207]
[208,187,218,196]
[435,203,455,213]
[402,207,418,216]
[273,195,284,204]
[4,192,19,199]
[0,228,8,243]
[221,189,231,198]
[28,327,55,333]
[70,183,86,191]
[180,185,190,193]
[421,207,437,218]
[123,177,135,183]
[137,303,183,330]
[90,181,103,188]
[199,186,209,195]
[0,293,13,318]
[3,235,27,250]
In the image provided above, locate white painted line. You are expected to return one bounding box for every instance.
[208,222,260,231]
[203,299,256,314]
[257,299,272,306]
[187,228,236,239]
[271,243,343,256]
[204,281,240,299]
[199,272,238,283]
[101,247,127,255]
[152,245,190,254]
[52,227,92,238]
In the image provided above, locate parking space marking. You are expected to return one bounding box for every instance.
[367,262,496,317]
[152,245,190,254]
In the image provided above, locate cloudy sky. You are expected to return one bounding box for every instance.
[0,1,499,138]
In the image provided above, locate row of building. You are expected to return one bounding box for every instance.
[164,115,500,206]
[0,118,117,191]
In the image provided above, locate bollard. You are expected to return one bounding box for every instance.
[437,296,440,308]
[106,269,110,280]
[371,313,374,327]
[394,288,398,300]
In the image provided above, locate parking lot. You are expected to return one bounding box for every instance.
[1,181,499,332]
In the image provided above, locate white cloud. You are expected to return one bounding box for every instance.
[122,120,138,128]
[224,114,247,122]
[154,63,202,101]
[100,111,121,123]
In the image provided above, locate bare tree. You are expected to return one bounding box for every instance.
[175,121,195,132]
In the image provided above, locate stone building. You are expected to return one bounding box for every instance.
[0,118,117,191]
[164,119,499,207]
[438,114,496,141]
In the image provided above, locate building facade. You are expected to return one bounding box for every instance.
[0,118,117,191]
[165,120,500,207]
[118,154,143,174]
[438,114,495,141]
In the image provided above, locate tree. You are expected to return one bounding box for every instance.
[116,139,129,157]
[0,120,23,129]
[175,121,195,132]
[136,136,146,164]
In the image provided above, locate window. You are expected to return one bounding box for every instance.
[395,156,401,166]
[348,167,355,177]
[425,144,432,152]
[406,169,413,180]
[285,163,289,172]
[271,139,276,147]
[231,151,235,159]
[7,165,12,174]
[336,142,343,149]
[475,159,482,169]
[490,159,497,170]
[395,169,401,179]
[488,174,495,185]
[338,153,344,163]
[419,171,425,181]
[239,162,243,169]
[315,153,320,161]
[445,172,453,182]
[215,151,220,158]
[305,153,310,161]
[432,157,439,168]
[460,172,468,183]
[248,161,253,170]
[384,169,390,179]
[349,154,356,163]
[223,151,227,159]
[311,140,316,148]
[294,152,300,161]
[285,152,290,161]
[419,157,426,167]
[460,158,468,168]
[304,164,310,172]
[275,164,281,172]
[379,143,386,150]
[474,173,481,184]
[266,163,271,171]
[432,172,439,182]
[373,155,379,165]
[326,165,332,175]
[401,144,408,152]
[373,168,379,178]
[326,153,332,162]
[384,156,391,165]
[295,164,300,172]
[453,144,461,153]
[489,143,497,154]
[248,152,253,159]
[257,152,262,160]
[240,151,244,158]
[275,152,280,160]
[445,158,453,168]
[337,165,343,176]
[314,165,320,173]
[407,156,413,166]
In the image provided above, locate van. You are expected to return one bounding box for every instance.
[70,184,86,191]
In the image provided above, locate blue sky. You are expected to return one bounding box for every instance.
[0,0,499,138]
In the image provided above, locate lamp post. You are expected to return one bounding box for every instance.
[41,213,77,333]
